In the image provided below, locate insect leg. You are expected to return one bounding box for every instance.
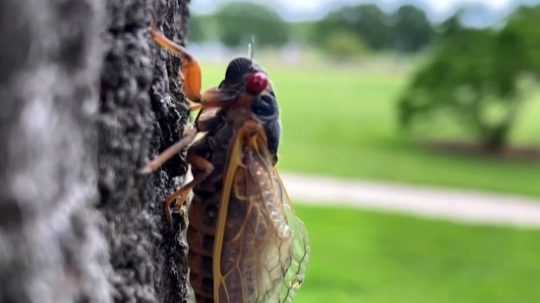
[149,24,202,103]
[164,154,214,224]
[141,127,197,174]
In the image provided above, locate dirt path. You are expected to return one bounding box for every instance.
[283,173,540,228]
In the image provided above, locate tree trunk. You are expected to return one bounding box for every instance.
[481,124,510,152]
[0,0,191,302]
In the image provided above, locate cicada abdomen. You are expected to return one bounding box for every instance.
[145,26,309,303]
[188,116,309,303]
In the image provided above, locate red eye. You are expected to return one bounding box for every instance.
[246,72,268,95]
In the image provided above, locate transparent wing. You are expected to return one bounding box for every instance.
[273,170,310,303]
[216,125,309,303]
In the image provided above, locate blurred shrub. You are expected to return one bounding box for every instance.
[214,2,289,48]
[321,30,369,61]
[399,6,540,150]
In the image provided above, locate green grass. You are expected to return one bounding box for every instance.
[201,61,540,197]
[294,204,540,303]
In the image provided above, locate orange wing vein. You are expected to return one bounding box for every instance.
[213,120,309,303]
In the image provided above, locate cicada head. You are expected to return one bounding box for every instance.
[223,57,256,86]
[220,57,279,161]
[220,57,268,95]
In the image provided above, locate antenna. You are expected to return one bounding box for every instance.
[248,36,255,60]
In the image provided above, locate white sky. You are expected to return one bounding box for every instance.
[191,0,537,21]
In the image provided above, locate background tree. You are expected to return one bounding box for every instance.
[313,4,436,54]
[501,6,540,75]
[320,29,369,61]
[188,15,206,42]
[391,5,434,52]
[314,4,391,51]
[398,6,540,150]
[215,2,289,48]
[437,12,465,38]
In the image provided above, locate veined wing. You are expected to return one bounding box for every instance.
[213,121,309,303]
[273,169,310,303]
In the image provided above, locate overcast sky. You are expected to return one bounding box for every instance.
[191,0,539,23]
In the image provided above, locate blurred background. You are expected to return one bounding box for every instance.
[188,0,540,302]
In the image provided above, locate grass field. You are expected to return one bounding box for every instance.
[201,61,540,197]
[293,205,540,303]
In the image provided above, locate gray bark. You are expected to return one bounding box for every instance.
[0,0,191,302]
[99,0,191,302]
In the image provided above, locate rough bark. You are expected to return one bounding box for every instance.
[0,0,191,302]
[0,0,110,302]
[98,0,191,302]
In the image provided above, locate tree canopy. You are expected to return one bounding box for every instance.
[392,5,434,52]
[214,2,289,48]
[314,4,391,51]
[313,4,434,53]
[398,6,540,150]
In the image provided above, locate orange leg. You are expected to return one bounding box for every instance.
[164,154,214,224]
[141,127,197,174]
[149,25,202,103]
[149,25,239,109]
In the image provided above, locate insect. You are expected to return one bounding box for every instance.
[143,24,310,303]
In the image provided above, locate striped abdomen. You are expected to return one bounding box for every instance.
[188,184,252,303]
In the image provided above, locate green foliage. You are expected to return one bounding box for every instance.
[502,6,540,74]
[314,4,391,51]
[438,13,465,38]
[214,2,289,48]
[187,15,206,43]
[289,21,317,45]
[320,30,369,61]
[391,5,434,52]
[399,6,540,150]
[313,4,434,53]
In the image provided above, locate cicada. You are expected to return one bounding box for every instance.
[143,25,310,303]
